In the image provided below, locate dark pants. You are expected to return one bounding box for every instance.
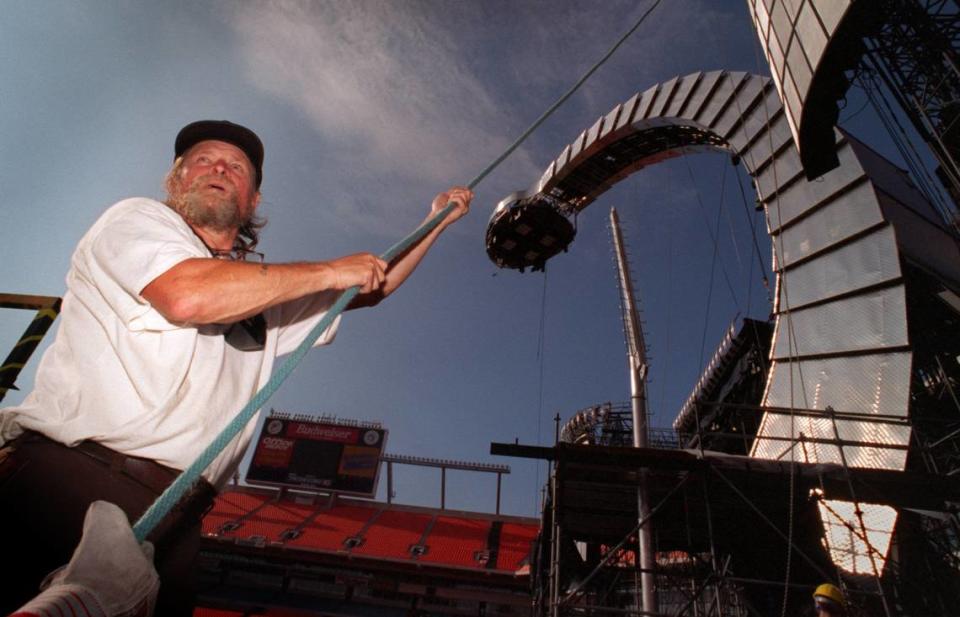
[0,431,216,617]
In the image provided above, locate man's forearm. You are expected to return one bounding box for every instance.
[146,187,472,321]
[350,189,470,309]
[141,255,383,325]
[349,218,444,309]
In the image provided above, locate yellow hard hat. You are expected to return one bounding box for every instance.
[813,583,846,609]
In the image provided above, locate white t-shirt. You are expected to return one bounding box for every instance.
[0,198,341,488]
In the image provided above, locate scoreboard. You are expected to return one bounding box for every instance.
[247,414,387,497]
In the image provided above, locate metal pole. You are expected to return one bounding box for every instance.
[0,294,61,403]
[387,460,393,505]
[496,472,502,515]
[551,413,562,617]
[441,466,446,510]
[551,469,561,617]
[631,367,656,614]
[610,208,656,613]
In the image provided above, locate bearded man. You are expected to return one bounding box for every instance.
[0,120,472,616]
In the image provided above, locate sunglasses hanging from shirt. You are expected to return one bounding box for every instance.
[208,246,268,352]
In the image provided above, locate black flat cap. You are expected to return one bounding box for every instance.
[175,120,264,188]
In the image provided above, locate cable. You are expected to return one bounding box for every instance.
[535,269,548,514]
[684,155,741,310]
[659,197,673,422]
[732,156,771,314]
[690,158,730,458]
[695,160,730,375]
[742,38,805,617]
[860,64,951,219]
[132,0,666,542]
[467,0,664,191]
[722,170,746,276]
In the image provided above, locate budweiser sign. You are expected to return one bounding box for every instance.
[287,422,359,443]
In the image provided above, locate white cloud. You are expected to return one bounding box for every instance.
[227,1,537,188]
[222,0,753,238]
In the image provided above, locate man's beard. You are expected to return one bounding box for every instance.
[166,174,250,232]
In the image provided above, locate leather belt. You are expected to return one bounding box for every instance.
[71,438,181,495]
[16,430,212,499]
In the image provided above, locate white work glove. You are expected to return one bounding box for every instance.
[11,501,159,617]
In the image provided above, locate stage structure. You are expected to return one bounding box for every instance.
[673,318,773,453]
[747,0,960,211]
[487,66,960,615]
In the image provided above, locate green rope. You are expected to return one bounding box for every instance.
[132,0,663,542]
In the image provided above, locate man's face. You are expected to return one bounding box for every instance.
[814,601,843,617]
[167,140,260,232]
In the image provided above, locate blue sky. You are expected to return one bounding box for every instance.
[1,1,804,515]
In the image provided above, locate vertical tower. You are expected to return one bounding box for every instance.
[609,207,655,613]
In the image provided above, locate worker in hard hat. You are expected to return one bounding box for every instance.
[813,583,847,616]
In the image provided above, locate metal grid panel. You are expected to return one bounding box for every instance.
[777,226,902,307]
[772,286,908,358]
[753,0,771,43]
[780,65,804,125]
[796,2,828,63]
[762,415,910,470]
[648,75,679,119]
[554,145,572,176]
[763,141,867,230]
[748,0,855,169]
[664,72,700,117]
[753,408,911,469]
[614,92,640,132]
[712,74,767,138]
[723,83,779,152]
[583,117,604,154]
[769,2,793,65]
[568,129,588,161]
[752,411,910,470]
[845,133,942,222]
[764,22,786,99]
[633,85,660,123]
[812,0,851,32]
[818,500,897,575]
[773,180,883,267]
[786,32,814,98]
[761,350,912,423]
[737,105,794,171]
[755,140,805,200]
[686,70,723,122]
[538,161,556,193]
[878,192,960,285]
[781,0,803,22]
[600,103,623,140]
[697,71,747,128]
